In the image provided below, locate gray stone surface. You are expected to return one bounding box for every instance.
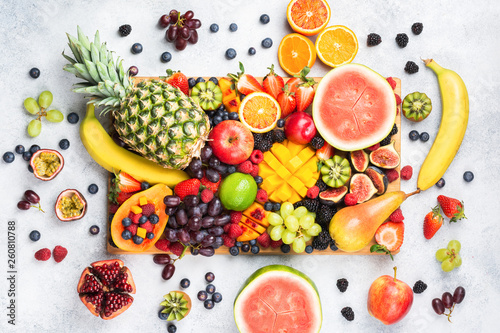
[1,0,499,332]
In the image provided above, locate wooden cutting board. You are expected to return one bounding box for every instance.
[107,76,401,255]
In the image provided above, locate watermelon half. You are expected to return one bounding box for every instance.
[234,265,322,333]
[312,64,396,151]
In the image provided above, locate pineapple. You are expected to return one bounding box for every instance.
[62,27,209,169]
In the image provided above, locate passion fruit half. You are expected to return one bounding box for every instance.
[30,149,64,181]
[55,189,87,221]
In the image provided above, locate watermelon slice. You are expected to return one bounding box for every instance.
[312,64,396,151]
[234,265,322,333]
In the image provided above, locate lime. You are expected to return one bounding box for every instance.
[219,172,257,211]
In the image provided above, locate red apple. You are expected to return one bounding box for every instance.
[284,112,316,144]
[367,267,413,325]
[208,120,254,165]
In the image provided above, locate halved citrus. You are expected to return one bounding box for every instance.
[286,0,331,36]
[278,33,317,76]
[239,92,281,133]
[315,25,358,67]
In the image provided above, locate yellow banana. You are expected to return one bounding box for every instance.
[80,104,189,187]
[417,59,469,191]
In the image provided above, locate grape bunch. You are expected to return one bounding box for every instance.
[159,10,201,50]
[267,202,322,253]
[187,146,232,181]
[432,286,466,322]
[435,240,462,272]
[17,190,44,212]
[24,91,64,137]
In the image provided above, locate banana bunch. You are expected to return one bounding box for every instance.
[417,59,469,191]
[80,104,188,187]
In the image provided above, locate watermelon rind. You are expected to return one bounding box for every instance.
[233,264,322,333]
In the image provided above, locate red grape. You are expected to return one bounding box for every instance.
[162,263,175,280]
[175,38,187,50]
[166,25,179,42]
[199,247,215,257]
[17,201,31,210]
[188,30,198,44]
[441,292,454,309]
[453,286,466,304]
[159,14,171,28]
[169,10,179,24]
[179,26,191,40]
[24,190,40,204]
[186,19,201,29]
[153,254,171,265]
[184,10,194,20]
[432,298,445,315]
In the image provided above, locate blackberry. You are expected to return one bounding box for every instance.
[273,130,286,143]
[404,61,419,74]
[395,33,409,48]
[315,178,328,192]
[413,280,427,294]
[310,136,325,150]
[119,24,132,37]
[316,205,337,227]
[263,131,273,142]
[412,22,424,35]
[341,307,355,321]
[301,198,319,212]
[380,133,392,146]
[256,140,273,152]
[367,33,382,46]
[253,133,263,148]
[312,230,331,251]
[390,123,398,136]
[293,201,304,210]
[336,278,349,292]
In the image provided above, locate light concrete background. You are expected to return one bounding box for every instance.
[1,0,499,332]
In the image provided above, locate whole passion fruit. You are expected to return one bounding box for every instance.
[55,189,87,221]
[30,149,64,181]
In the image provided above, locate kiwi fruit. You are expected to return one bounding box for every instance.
[320,155,352,188]
[160,291,192,321]
[402,92,432,122]
[191,81,223,111]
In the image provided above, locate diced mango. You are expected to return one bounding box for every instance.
[276,165,291,180]
[131,206,142,214]
[268,191,282,203]
[289,191,302,204]
[258,162,275,178]
[261,174,283,193]
[136,227,146,239]
[139,197,148,206]
[275,183,293,202]
[296,169,312,183]
[263,152,282,171]
[296,185,308,197]
[287,140,306,157]
[305,175,319,188]
[298,146,316,162]
[287,175,304,192]
[271,144,291,165]
[303,157,319,173]
[285,156,304,173]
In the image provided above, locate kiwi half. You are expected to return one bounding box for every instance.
[191,81,223,111]
[320,155,352,188]
[160,291,192,321]
[402,92,432,122]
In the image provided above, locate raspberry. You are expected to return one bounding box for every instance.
[169,242,185,257]
[395,93,402,106]
[250,163,259,177]
[53,245,68,263]
[306,186,320,199]
[200,189,214,203]
[141,203,155,217]
[270,239,283,248]
[385,169,399,183]
[230,211,243,224]
[34,248,51,261]
[125,224,138,235]
[141,221,153,233]
[256,189,268,203]
[250,150,264,164]
[367,143,380,151]
[109,203,119,214]
[222,234,236,247]
[389,208,404,222]
[128,211,142,224]
[386,77,397,90]
[155,239,171,252]
[237,161,253,174]
[257,232,271,248]
[344,193,358,206]
[227,224,243,239]
[401,165,413,180]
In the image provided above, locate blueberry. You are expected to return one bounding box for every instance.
[305,245,313,254]
[88,184,98,194]
[29,67,40,78]
[281,244,291,253]
[248,47,256,55]
[227,165,236,174]
[241,243,250,252]
[67,112,79,124]
[212,292,223,303]
[409,130,419,141]
[213,115,223,125]
[249,239,257,246]
[206,284,216,294]
[158,309,168,320]
[29,230,41,242]
[205,272,215,282]
[139,215,148,224]
[240,94,246,101]
[420,132,430,142]
[3,152,14,163]
[15,145,25,154]
[229,246,239,256]
[122,230,132,240]
[260,14,270,24]
[197,290,208,301]
[146,232,155,239]
[89,225,100,235]
[235,241,243,247]
[228,112,239,120]
[225,48,237,60]
[254,176,263,184]
[330,241,338,251]
[435,178,446,188]
[273,202,281,211]
[229,23,238,32]
[207,110,216,118]
[28,165,33,173]
[217,104,226,112]
[167,324,177,333]
[22,151,32,161]
[210,23,219,33]
[59,139,70,150]
[277,119,285,128]
[261,38,273,48]
[188,77,196,88]
[122,217,132,227]
[251,245,260,254]
[215,110,224,118]
[29,145,40,154]
[131,43,143,54]
[204,299,214,310]
[223,115,229,121]
[263,202,273,211]
[132,235,143,244]
[180,278,191,288]
[141,182,150,190]
[196,77,205,84]
[209,77,218,85]
[149,214,159,224]
[463,171,474,182]
[108,214,115,223]
[161,52,172,63]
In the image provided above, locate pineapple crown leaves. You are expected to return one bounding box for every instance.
[294,66,316,88]
[370,244,394,261]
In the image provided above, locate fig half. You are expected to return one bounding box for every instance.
[55,189,87,221]
[350,149,369,172]
[365,166,389,195]
[319,186,348,205]
[30,149,64,181]
[349,173,377,203]
[369,141,400,169]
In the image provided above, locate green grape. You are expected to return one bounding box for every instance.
[284,215,299,232]
[24,97,40,115]
[268,212,284,226]
[292,206,308,219]
[454,254,462,267]
[447,240,461,253]
[270,225,285,241]
[38,91,53,109]
[307,212,316,219]
[282,229,297,244]
[441,259,455,272]
[46,110,64,122]
[299,214,314,229]
[292,237,306,253]
[27,119,42,137]
[280,202,294,219]
[307,223,322,237]
[301,232,311,242]
[435,248,449,262]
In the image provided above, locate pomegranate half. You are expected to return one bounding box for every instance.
[55,189,87,221]
[30,149,64,181]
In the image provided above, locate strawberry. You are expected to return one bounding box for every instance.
[262,64,285,100]
[222,234,236,247]
[230,211,242,224]
[437,195,466,222]
[117,172,141,193]
[163,69,189,95]
[423,206,444,239]
[227,223,243,239]
[169,242,186,257]
[228,62,264,95]
[200,174,221,193]
[270,239,283,248]
[257,232,271,248]
[316,142,334,161]
[371,221,405,259]
[200,188,214,203]
[294,67,316,112]
[286,77,302,94]
[174,178,201,200]
[34,248,51,261]
[277,84,296,118]
[306,186,320,199]
[389,208,404,222]
[256,189,268,203]
[53,245,68,263]
[155,239,171,252]
[117,191,135,205]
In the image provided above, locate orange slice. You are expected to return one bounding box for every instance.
[238,92,281,133]
[315,25,358,67]
[278,33,317,76]
[286,0,331,36]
